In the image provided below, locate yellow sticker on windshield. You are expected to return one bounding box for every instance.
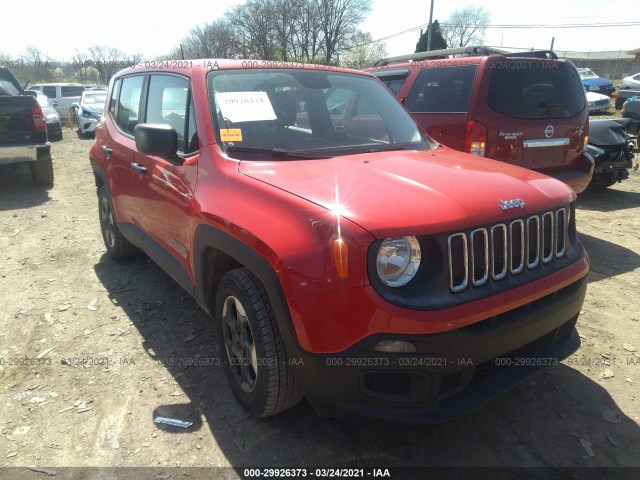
[220,128,243,142]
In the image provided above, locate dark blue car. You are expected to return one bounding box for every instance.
[578,68,614,96]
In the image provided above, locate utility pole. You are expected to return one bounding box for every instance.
[426,0,435,51]
[550,37,555,51]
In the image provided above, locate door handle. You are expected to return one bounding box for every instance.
[101,145,112,155]
[130,162,147,175]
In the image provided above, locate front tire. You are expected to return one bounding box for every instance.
[216,268,302,417]
[98,185,138,259]
[30,155,54,186]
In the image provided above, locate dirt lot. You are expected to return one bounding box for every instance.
[0,128,639,478]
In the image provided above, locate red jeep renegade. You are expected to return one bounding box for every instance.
[367,47,594,194]
[89,60,589,422]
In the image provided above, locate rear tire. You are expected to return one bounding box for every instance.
[30,155,54,186]
[216,268,302,417]
[98,185,138,259]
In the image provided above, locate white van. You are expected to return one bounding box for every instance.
[27,83,86,117]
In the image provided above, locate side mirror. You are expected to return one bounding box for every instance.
[52,101,58,107]
[134,123,179,159]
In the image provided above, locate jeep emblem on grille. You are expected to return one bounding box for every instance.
[499,198,525,210]
[545,125,554,138]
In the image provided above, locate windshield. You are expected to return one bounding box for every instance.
[208,69,432,159]
[578,68,598,80]
[81,92,107,109]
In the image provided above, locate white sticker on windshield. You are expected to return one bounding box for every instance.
[216,91,277,123]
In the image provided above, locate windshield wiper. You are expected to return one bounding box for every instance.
[363,145,409,153]
[224,145,331,160]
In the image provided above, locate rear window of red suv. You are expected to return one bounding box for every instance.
[488,62,585,119]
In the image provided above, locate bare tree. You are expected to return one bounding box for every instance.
[22,45,49,69]
[229,0,278,59]
[88,45,135,83]
[289,0,323,61]
[316,0,372,64]
[70,50,91,82]
[169,0,372,64]
[442,7,490,48]
[172,19,241,59]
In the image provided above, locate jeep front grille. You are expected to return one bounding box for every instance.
[448,207,569,292]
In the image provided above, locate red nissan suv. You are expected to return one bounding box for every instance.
[367,47,594,194]
[89,60,589,422]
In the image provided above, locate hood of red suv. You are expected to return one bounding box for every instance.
[238,146,575,238]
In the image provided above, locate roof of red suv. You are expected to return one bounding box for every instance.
[122,59,371,79]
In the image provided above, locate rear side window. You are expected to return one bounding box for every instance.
[115,76,144,135]
[405,65,477,113]
[61,86,84,97]
[42,86,56,99]
[488,62,586,119]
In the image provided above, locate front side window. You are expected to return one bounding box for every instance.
[145,75,189,152]
[208,69,431,158]
[115,76,144,135]
[405,65,477,113]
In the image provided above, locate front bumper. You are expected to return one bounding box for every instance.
[78,116,99,133]
[0,143,51,165]
[293,276,587,422]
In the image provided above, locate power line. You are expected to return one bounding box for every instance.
[344,21,640,51]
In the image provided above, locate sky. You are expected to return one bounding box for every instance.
[0,0,638,62]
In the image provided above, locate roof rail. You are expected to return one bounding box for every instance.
[374,46,558,66]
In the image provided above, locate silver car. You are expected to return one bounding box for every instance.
[72,90,107,137]
[621,72,640,90]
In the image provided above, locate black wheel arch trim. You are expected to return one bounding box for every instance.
[193,225,304,356]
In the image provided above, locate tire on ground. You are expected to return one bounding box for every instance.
[98,185,138,259]
[30,155,54,186]
[216,268,302,417]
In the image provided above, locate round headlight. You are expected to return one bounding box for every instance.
[376,236,421,287]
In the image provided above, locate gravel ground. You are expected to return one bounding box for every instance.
[0,127,639,479]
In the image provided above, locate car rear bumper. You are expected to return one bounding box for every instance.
[545,152,594,194]
[293,275,587,423]
[0,143,51,165]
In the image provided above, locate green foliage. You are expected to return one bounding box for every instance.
[415,20,447,53]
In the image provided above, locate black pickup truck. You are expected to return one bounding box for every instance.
[0,66,53,185]
[615,88,640,110]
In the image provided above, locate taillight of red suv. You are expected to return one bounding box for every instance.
[464,120,487,156]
